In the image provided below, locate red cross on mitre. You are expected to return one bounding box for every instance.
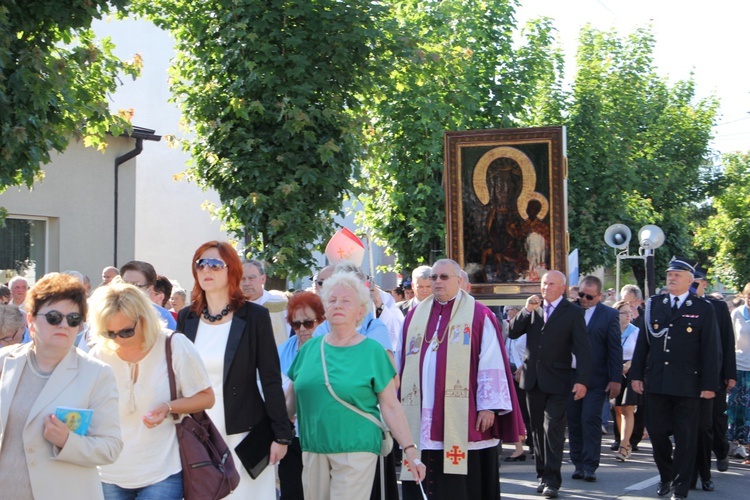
[445,445,466,465]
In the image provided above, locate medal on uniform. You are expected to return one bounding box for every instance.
[687,327,693,333]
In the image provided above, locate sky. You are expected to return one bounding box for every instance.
[515,0,750,157]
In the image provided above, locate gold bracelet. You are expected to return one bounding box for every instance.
[164,401,173,414]
[403,444,418,452]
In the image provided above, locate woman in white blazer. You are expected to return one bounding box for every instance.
[0,273,122,499]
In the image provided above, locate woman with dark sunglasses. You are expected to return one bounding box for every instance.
[177,241,293,499]
[0,273,122,499]
[88,280,214,498]
[277,291,326,499]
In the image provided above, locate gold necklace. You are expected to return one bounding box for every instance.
[424,293,464,352]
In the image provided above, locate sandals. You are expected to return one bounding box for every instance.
[615,445,631,462]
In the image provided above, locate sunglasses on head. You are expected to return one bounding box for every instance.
[103,319,138,339]
[195,258,227,271]
[429,273,455,282]
[578,292,596,301]
[290,319,316,330]
[36,311,83,327]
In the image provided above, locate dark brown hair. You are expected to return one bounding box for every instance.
[26,273,88,319]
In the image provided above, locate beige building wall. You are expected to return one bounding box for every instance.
[0,136,138,284]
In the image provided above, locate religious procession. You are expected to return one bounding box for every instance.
[3,1,750,500]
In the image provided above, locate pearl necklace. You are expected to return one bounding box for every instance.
[203,304,231,322]
[27,349,53,379]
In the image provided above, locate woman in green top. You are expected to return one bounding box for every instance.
[287,272,425,499]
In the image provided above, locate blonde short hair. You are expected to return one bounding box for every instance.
[88,278,164,353]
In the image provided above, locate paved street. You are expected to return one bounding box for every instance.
[497,437,748,499]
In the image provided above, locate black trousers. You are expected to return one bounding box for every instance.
[526,387,568,488]
[401,447,499,500]
[278,437,304,500]
[512,378,532,447]
[693,397,714,483]
[712,385,730,460]
[646,393,701,497]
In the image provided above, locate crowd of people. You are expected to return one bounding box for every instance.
[1,247,749,500]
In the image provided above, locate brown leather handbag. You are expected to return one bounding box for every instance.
[166,333,241,499]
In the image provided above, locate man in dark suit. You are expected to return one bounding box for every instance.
[630,258,720,500]
[509,270,592,499]
[690,265,736,490]
[397,265,432,316]
[567,276,622,482]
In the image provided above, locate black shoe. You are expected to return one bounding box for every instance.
[504,453,527,462]
[717,457,729,472]
[657,482,671,497]
[543,485,559,498]
[572,468,584,480]
[583,470,597,482]
[630,444,640,452]
[702,480,715,491]
[610,441,620,451]
[536,479,546,493]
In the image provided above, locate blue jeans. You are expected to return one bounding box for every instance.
[102,471,183,499]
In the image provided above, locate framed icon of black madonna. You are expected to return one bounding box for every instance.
[444,126,568,301]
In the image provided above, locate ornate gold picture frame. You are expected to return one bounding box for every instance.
[444,126,568,300]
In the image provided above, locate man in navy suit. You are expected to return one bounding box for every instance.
[566,276,622,482]
[509,270,592,498]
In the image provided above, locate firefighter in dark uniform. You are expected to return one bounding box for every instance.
[690,264,736,490]
[630,258,720,500]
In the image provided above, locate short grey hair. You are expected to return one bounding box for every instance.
[412,265,432,282]
[620,284,643,301]
[8,276,28,288]
[432,258,462,274]
[334,261,367,282]
[62,270,86,284]
[320,272,370,327]
[0,304,25,337]
[242,259,265,276]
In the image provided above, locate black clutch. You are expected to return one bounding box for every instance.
[234,417,274,479]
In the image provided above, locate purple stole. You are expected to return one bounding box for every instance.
[401,301,524,443]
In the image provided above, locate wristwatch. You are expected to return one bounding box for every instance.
[274,438,293,445]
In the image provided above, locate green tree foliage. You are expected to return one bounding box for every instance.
[357,0,561,271]
[138,0,389,278]
[543,26,718,276]
[0,1,140,195]
[694,152,750,289]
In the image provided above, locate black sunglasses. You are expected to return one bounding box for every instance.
[578,291,596,301]
[429,273,455,282]
[195,258,227,271]
[290,319,316,330]
[36,311,83,327]
[103,319,138,339]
